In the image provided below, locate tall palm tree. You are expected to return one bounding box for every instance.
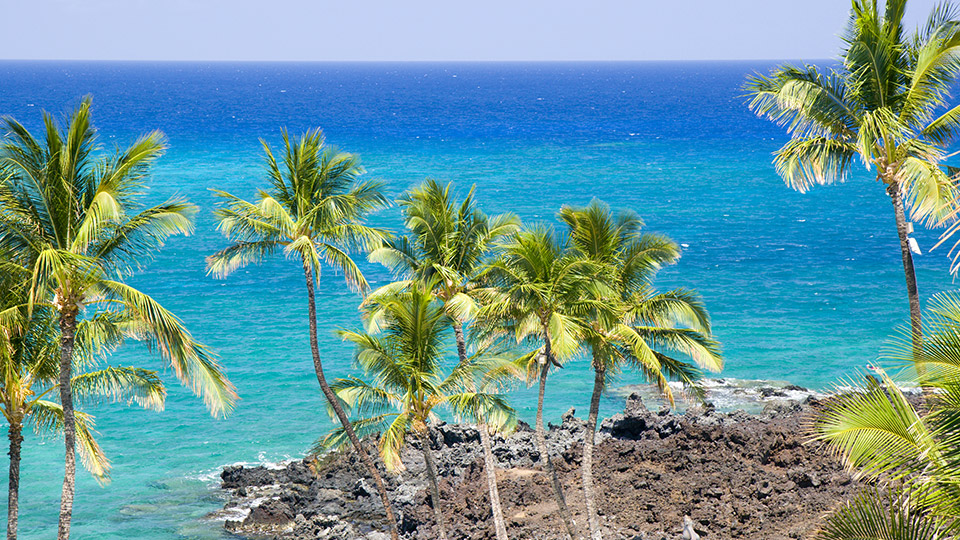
[368,179,520,540]
[478,226,599,540]
[0,97,236,540]
[745,0,960,360]
[559,201,723,540]
[811,291,960,539]
[321,285,516,540]
[207,128,399,540]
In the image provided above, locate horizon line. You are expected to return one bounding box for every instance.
[0,58,836,64]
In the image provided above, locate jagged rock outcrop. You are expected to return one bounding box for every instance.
[213,393,858,539]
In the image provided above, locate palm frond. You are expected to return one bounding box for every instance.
[816,488,949,540]
[95,280,236,417]
[446,391,517,434]
[30,400,110,482]
[312,412,398,457]
[70,366,166,411]
[812,369,939,481]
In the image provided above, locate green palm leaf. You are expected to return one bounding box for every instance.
[30,401,109,482]
[816,488,950,540]
[70,366,165,412]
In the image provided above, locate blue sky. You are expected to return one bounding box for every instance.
[3,0,944,61]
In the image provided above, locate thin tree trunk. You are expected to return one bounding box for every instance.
[536,329,579,540]
[582,359,604,540]
[453,321,509,540]
[57,306,78,540]
[419,431,449,540]
[888,182,924,370]
[301,262,399,540]
[7,423,22,540]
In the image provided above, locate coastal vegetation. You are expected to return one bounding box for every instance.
[206,128,400,540]
[558,200,722,540]
[745,0,960,361]
[477,223,599,539]
[302,183,722,540]
[366,179,520,540]
[744,1,960,537]
[813,292,960,539]
[0,98,237,540]
[0,270,167,540]
[0,104,725,537]
[323,283,516,540]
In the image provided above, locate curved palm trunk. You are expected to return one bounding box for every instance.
[582,359,604,540]
[537,330,579,540]
[419,431,449,540]
[57,307,78,540]
[453,322,509,540]
[7,423,22,540]
[888,182,923,368]
[301,263,399,540]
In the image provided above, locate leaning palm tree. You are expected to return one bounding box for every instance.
[559,200,723,540]
[368,179,520,540]
[811,291,960,538]
[207,128,399,539]
[321,285,516,540]
[477,226,599,540]
[745,0,960,360]
[0,97,236,540]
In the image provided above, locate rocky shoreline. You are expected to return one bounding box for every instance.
[213,393,859,539]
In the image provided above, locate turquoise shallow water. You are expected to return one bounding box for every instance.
[0,61,956,538]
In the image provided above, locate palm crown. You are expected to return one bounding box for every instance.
[323,284,516,471]
[0,97,235,415]
[745,0,960,226]
[208,128,390,290]
[478,225,600,366]
[559,200,722,404]
[369,179,519,308]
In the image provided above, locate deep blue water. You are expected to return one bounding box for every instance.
[0,61,955,539]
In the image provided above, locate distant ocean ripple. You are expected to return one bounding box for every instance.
[0,61,952,539]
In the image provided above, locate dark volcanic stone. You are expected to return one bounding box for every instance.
[221,465,278,489]
[599,393,654,440]
[219,389,858,540]
[245,498,294,526]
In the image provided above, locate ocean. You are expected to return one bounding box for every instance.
[0,61,953,539]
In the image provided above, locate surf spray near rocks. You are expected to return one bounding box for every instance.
[213,387,859,539]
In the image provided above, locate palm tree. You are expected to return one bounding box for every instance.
[811,291,960,538]
[478,225,599,540]
[321,285,516,540]
[559,201,723,540]
[368,179,520,540]
[745,0,960,360]
[207,128,399,540]
[0,97,237,540]
[0,301,167,540]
